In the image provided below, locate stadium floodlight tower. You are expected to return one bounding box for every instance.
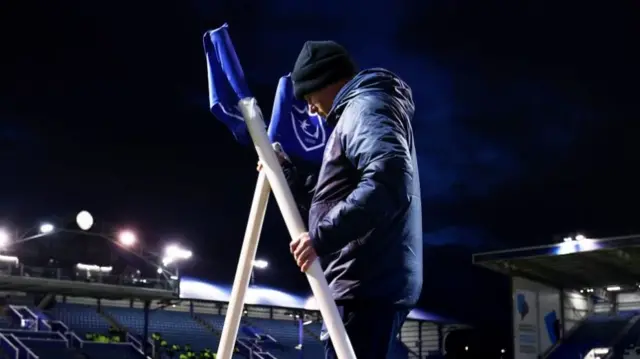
[162,244,192,277]
[250,259,269,285]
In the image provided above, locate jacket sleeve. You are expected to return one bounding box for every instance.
[310,101,415,256]
[282,160,317,224]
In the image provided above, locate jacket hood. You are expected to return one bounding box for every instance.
[327,68,415,125]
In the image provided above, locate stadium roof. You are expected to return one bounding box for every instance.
[180,277,459,324]
[0,274,178,301]
[472,235,640,289]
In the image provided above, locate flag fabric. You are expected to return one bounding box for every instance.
[267,75,332,165]
[203,24,252,145]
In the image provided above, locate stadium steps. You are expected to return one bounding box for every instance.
[547,313,635,359]
[303,324,321,342]
[607,314,640,359]
[98,306,128,332]
[193,314,222,336]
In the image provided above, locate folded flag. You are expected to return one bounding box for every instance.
[203,24,252,145]
[267,75,332,165]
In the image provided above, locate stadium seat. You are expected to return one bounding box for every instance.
[549,314,634,359]
[610,316,640,359]
[47,303,111,336]
[104,306,219,351]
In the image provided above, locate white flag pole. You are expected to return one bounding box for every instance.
[238,98,357,359]
[216,170,271,359]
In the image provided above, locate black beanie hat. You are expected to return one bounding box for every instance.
[291,41,357,100]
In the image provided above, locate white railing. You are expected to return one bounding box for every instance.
[0,333,19,359]
[22,307,39,323]
[265,334,278,343]
[52,320,69,332]
[39,320,52,331]
[68,331,84,348]
[9,305,38,331]
[9,334,39,359]
[8,306,25,324]
[237,339,266,359]
[125,332,155,359]
[57,331,69,347]
[126,332,141,347]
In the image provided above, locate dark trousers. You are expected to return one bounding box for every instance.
[323,301,409,359]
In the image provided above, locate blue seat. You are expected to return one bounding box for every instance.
[549,314,634,359]
[104,307,218,351]
[47,303,110,336]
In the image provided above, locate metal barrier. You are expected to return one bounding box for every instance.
[9,334,39,359]
[0,333,19,359]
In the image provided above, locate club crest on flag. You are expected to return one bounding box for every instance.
[268,75,332,165]
[290,104,326,152]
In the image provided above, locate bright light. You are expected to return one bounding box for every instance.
[501,349,505,354]
[563,236,573,242]
[575,234,586,241]
[0,229,9,248]
[118,230,136,246]
[162,256,173,266]
[0,255,18,264]
[464,346,469,351]
[76,211,94,231]
[606,286,621,292]
[164,244,192,260]
[76,263,112,272]
[39,223,54,234]
[157,267,163,274]
[253,259,269,269]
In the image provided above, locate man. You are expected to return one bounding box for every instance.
[261,41,422,359]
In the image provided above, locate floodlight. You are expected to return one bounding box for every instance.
[76,210,94,231]
[39,223,54,234]
[162,256,173,266]
[118,230,136,246]
[164,244,192,260]
[253,259,269,269]
[0,229,9,248]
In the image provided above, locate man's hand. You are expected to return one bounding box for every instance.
[290,232,317,272]
[256,142,290,172]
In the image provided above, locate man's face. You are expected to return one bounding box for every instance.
[304,88,334,118]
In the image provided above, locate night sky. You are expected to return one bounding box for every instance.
[1,0,637,339]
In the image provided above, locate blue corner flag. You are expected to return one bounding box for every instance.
[203,24,252,145]
[267,75,332,165]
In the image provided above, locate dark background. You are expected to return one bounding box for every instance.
[1,0,637,354]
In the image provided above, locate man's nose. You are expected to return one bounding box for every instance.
[308,104,318,115]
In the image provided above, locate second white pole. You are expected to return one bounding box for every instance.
[216,170,271,359]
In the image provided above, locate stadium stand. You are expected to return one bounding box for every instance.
[474,234,640,359]
[0,229,464,359]
[0,271,456,359]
